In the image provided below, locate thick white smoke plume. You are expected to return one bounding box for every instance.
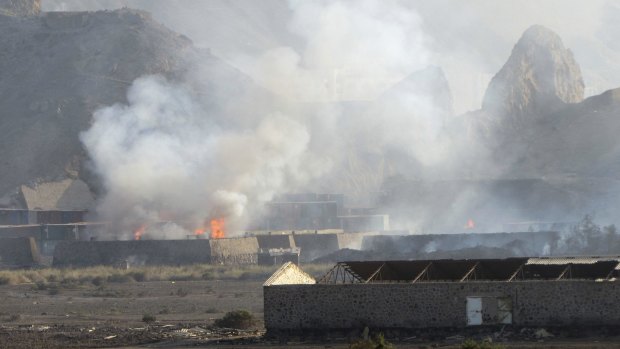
[79,0,446,234]
[81,76,316,237]
[243,0,429,101]
[74,0,620,235]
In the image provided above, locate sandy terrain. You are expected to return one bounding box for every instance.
[1,278,620,348]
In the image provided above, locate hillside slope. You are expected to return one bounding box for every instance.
[0,9,252,206]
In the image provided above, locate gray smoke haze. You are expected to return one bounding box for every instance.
[43,0,620,113]
[60,0,620,235]
[76,0,454,235]
[81,76,322,237]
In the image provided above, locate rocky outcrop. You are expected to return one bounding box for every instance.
[0,0,40,16]
[482,25,584,121]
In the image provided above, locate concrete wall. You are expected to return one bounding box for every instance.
[0,225,42,239]
[256,235,296,250]
[53,240,212,267]
[53,237,261,267]
[0,237,41,267]
[264,281,620,330]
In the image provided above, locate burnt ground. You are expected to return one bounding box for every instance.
[0,280,620,348]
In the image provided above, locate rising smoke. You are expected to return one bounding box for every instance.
[71,0,620,236]
[81,75,320,237]
[79,0,455,235]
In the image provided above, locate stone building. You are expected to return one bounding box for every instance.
[264,257,620,331]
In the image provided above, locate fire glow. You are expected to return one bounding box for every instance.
[465,218,475,229]
[133,224,147,240]
[210,218,225,239]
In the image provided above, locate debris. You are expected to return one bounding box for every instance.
[104,335,117,340]
[534,328,554,339]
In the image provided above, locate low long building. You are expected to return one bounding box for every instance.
[264,257,620,331]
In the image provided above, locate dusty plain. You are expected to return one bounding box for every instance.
[0,265,619,348]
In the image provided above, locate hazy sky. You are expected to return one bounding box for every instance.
[43,0,620,113]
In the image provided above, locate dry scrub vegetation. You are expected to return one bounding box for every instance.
[0,263,331,287]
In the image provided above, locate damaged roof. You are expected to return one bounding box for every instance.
[317,257,620,284]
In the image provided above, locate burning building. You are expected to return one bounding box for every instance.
[263,193,389,232]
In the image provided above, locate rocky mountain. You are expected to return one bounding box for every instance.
[481,25,584,132]
[0,8,254,207]
[382,26,620,231]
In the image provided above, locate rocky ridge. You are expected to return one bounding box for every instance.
[482,25,584,122]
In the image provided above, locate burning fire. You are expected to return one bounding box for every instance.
[210,218,225,239]
[194,228,206,236]
[465,218,475,229]
[133,224,147,240]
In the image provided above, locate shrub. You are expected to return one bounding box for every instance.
[213,310,256,329]
[142,313,156,323]
[205,307,219,313]
[176,288,189,297]
[201,272,215,280]
[108,274,134,283]
[0,275,13,285]
[34,281,49,290]
[128,271,146,282]
[91,276,106,286]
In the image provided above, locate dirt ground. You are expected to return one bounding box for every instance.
[1,279,620,348]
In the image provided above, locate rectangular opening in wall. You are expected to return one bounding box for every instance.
[497,297,513,324]
[467,296,513,325]
[466,297,482,326]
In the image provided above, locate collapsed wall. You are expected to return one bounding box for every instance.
[0,237,41,268]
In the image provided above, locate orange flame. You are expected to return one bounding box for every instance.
[134,224,147,240]
[465,218,475,229]
[194,228,206,236]
[210,218,225,239]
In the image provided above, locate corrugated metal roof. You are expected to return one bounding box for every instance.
[527,257,620,265]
